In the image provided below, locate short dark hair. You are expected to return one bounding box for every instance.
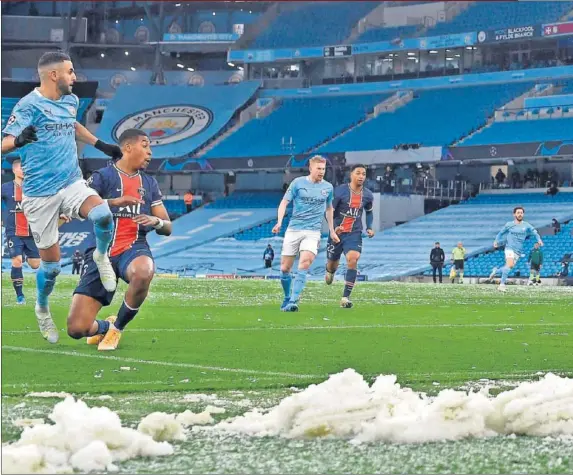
[351,164,367,172]
[38,51,71,68]
[435,241,440,245]
[118,129,149,146]
[513,206,524,214]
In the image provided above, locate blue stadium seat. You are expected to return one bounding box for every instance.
[320,82,534,152]
[205,94,389,158]
[252,2,378,49]
[354,25,419,43]
[427,1,573,36]
[463,118,573,146]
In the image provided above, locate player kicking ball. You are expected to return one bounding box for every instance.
[67,129,171,350]
[489,206,543,292]
[272,155,339,312]
[1,52,122,344]
[324,164,374,308]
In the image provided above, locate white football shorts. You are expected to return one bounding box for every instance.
[281,229,321,257]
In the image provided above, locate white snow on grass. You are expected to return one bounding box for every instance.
[215,369,573,443]
[2,397,173,474]
[26,392,72,399]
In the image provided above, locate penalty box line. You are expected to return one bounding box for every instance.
[2,346,322,380]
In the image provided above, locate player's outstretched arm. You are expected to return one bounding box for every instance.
[75,122,122,159]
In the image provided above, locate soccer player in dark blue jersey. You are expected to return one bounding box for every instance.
[1,52,122,344]
[68,129,171,351]
[325,165,375,308]
[1,158,41,304]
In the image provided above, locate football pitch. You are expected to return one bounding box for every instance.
[2,276,573,473]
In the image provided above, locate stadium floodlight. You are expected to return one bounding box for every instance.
[130,67,136,71]
[407,52,416,56]
[124,51,129,56]
[100,53,105,58]
[238,66,244,71]
[429,50,438,54]
[187,67,194,71]
[175,2,181,5]
[212,11,216,15]
[115,20,119,24]
[228,62,235,67]
[177,63,185,68]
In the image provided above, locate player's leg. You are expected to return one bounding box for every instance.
[458,261,464,284]
[432,264,437,284]
[68,248,116,341]
[285,232,320,311]
[279,230,300,309]
[498,251,516,291]
[99,252,154,351]
[341,250,361,308]
[66,181,116,292]
[22,195,63,343]
[438,264,443,283]
[8,237,25,302]
[528,265,535,285]
[325,238,343,285]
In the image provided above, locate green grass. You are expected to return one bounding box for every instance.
[2,276,573,473]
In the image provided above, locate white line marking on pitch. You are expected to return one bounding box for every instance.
[3,322,573,335]
[2,346,321,379]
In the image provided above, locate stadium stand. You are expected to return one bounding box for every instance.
[427,1,573,37]
[320,82,535,152]
[206,192,283,208]
[462,117,573,146]
[354,25,419,44]
[251,2,379,49]
[205,94,390,158]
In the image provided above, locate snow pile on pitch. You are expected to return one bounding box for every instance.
[137,406,225,442]
[2,397,173,474]
[215,369,573,443]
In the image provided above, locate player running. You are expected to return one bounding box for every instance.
[1,52,122,344]
[1,157,41,304]
[488,206,543,291]
[324,164,374,308]
[272,155,339,312]
[67,129,171,350]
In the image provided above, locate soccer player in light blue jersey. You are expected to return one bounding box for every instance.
[1,52,122,344]
[489,206,543,292]
[272,155,339,312]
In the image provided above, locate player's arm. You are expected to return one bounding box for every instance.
[272,199,289,234]
[365,201,374,237]
[325,187,340,243]
[528,224,544,246]
[133,204,172,236]
[2,104,37,153]
[75,122,122,159]
[493,223,511,247]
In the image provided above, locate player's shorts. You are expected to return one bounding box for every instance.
[264,259,272,269]
[454,259,465,270]
[326,231,363,262]
[282,229,321,256]
[530,263,541,271]
[73,243,154,306]
[504,248,520,262]
[6,235,40,260]
[22,180,98,250]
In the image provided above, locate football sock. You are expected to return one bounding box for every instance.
[280,271,292,299]
[36,261,61,308]
[115,299,139,331]
[290,269,308,303]
[343,269,357,298]
[88,203,114,255]
[500,265,510,284]
[11,266,24,297]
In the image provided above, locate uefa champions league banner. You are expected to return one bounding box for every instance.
[82,81,261,160]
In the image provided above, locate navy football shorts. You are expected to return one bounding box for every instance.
[326,231,363,262]
[6,235,40,260]
[74,243,153,306]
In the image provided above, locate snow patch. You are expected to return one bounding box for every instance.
[2,397,173,474]
[215,369,573,443]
